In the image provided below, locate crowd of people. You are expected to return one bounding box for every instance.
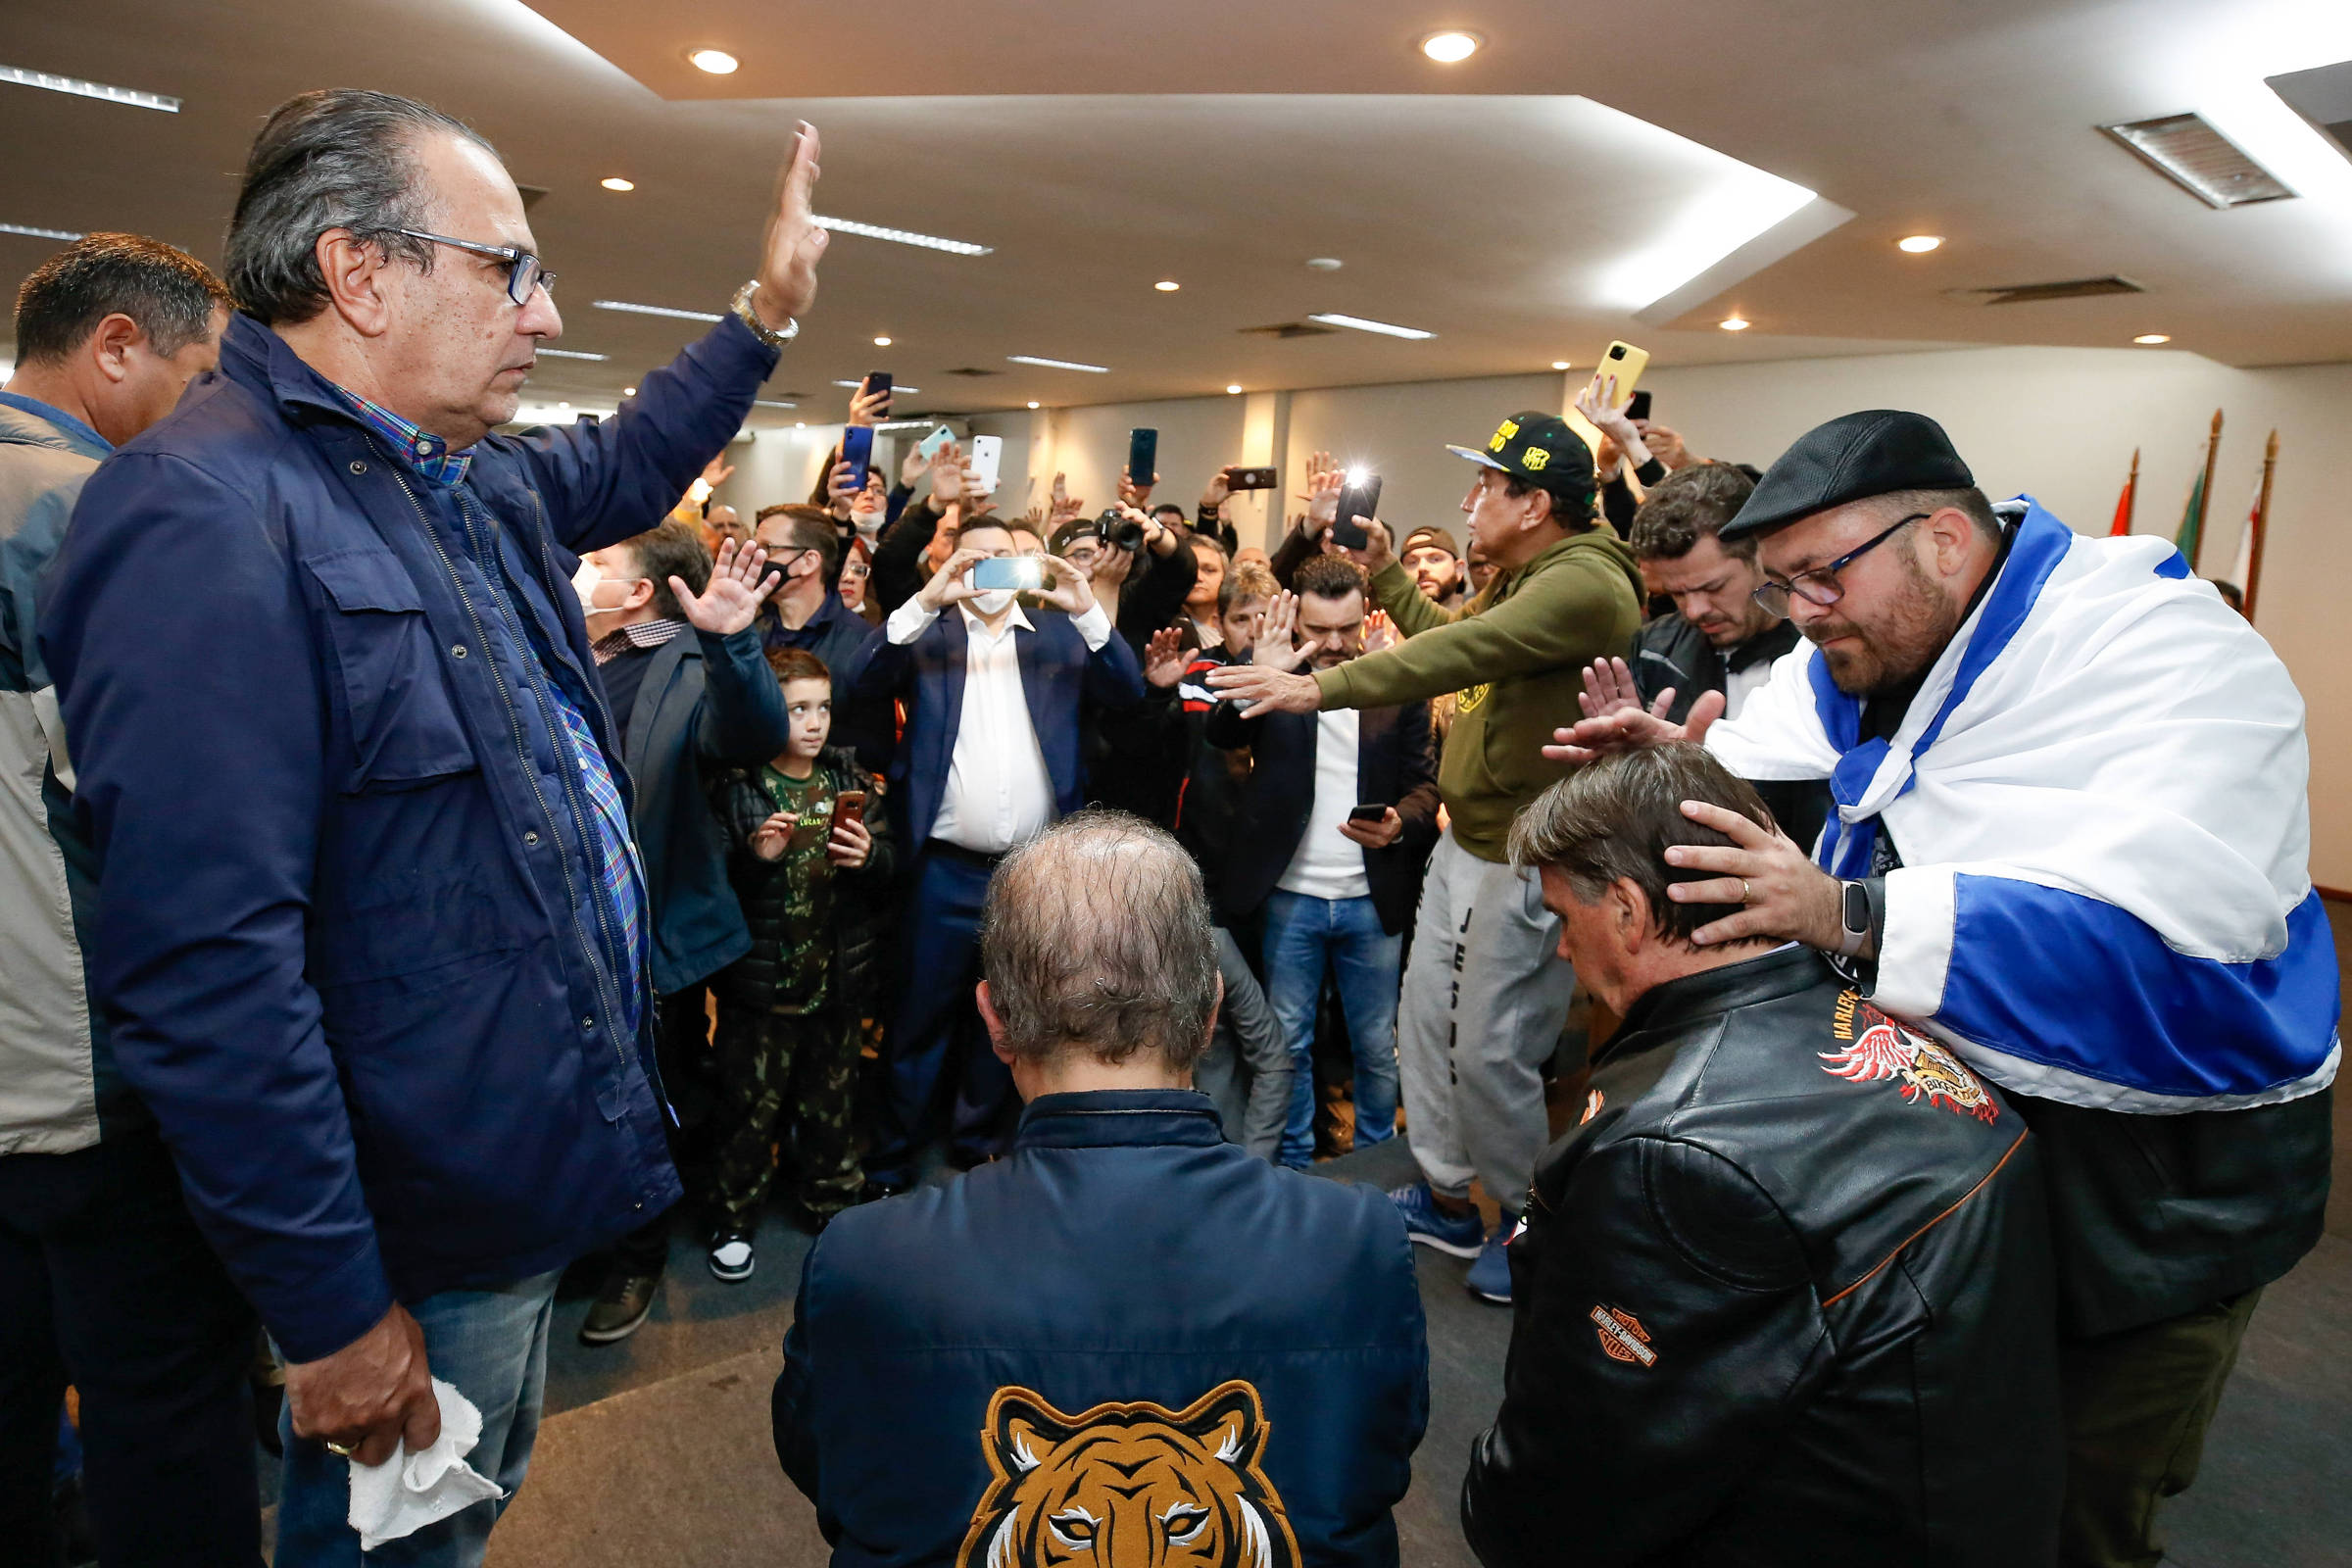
[0,85,2337,1568]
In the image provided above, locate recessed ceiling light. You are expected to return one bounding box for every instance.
[873,335,892,346]
[831,379,919,393]
[1306,312,1436,340]
[2133,333,2172,344]
[1550,360,1570,370]
[1897,234,1942,253]
[1226,384,1244,395]
[755,399,798,409]
[600,177,635,192]
[1027,401,1041,409]
[794,420,806,428]
[0,65,179,113]
[593,299,725,322]
[1420,30,1482,64]
[623,386,636,396]
[1719,316,1751,331]
[0,220,85,241]
[1154,280,1180,292]
[558,401,570,410]
[536,347,608,362]
[1007,355,1110,373]
[812,216,993,256]
[687,48,739,74]
[1306,257,1344,271]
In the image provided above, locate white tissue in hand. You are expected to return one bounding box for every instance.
[346,1377,505,1550]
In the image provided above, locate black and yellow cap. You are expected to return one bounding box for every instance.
[1446,411,1596,510]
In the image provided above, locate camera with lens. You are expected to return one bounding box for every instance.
[1098,507,1148,552]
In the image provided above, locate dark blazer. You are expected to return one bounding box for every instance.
[775,1089,1429,1567]
[37,310,777,1359]
[1207,695,1440,932]
[1462,947,2061,1568]
[846,606,1143,847]
[616,626,791,997]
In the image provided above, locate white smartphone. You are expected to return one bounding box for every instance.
[966,434,1004,495]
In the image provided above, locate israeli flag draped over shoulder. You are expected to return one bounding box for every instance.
[1708,496,2341,1114]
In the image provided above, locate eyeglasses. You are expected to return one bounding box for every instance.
[393,228,556,306]
[1752,514,1928,617]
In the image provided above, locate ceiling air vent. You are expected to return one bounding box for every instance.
[1238,321,1338,339]
[2267,60,2352,169]
[1948,275,2144,307]
[942,367,1003,377]
[2098,113,2295,208]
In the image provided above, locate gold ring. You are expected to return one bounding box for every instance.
[1740,879,1752,904]
[324,1440,356,1458]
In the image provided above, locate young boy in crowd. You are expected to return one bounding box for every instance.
[703,649,895,1278]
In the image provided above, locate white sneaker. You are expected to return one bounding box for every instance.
[708,1236,755,1282]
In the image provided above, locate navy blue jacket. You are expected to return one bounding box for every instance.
[38,311,778,1359]
[775,1090,1429,1566]
[613,625,791,997]
[845,607,1143,848]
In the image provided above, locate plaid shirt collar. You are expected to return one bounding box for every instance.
[325,383,475,487]
[592,617,688,665]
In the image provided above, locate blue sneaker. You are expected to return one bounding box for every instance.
[1390,1181,1486,1258]
[1466,1215,1520,1304]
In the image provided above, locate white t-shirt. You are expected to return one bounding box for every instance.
[1277,710,1372,901]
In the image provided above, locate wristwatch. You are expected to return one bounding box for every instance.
[730,280,799,348]
[1836,880,1872,957]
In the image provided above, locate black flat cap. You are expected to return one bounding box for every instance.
[1720,410,1975,541]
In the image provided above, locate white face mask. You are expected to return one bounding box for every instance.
[572,560,640,619]
[968,588,1016,616]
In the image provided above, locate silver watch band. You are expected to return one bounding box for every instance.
[730,280,799,346]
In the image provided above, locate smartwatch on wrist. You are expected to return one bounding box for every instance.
[1837,880,1872,957]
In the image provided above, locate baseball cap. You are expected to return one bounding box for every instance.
[1399,525,1460,559]
[1447,411,1597,512]
[1721,410,1976,542]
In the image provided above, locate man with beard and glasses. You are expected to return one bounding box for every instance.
[1548,409,2336,1568]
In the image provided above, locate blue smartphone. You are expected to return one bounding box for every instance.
[916,424,956,462]
[1127,427,1158,494]
[968,557,1046,592]
[841,424,875,499]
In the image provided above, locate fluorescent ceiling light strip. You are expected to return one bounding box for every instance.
[812,216,991,256]
[1305,313,1436,340]
[754,400,799,409]
[592,299,724,322]
[872,419,938,431]
[1006,355,1110,373]
[535,347,608,361]
[832,379,920,393]
[0,65,179,113]
[0,221,84,241]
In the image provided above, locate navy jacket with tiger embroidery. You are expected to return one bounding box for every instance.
[775,1089,1429,1566]
[1463,945,2063,1568]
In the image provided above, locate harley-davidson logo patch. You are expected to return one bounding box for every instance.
[1822,992,1997,1124]
[1590,1304,1656,1367]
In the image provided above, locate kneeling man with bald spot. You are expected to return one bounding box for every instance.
[1463,746,2061,1568]
[774,811,1428,1566]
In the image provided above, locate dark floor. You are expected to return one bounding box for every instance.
[457,902,2352,1563]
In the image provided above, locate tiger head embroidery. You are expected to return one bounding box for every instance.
[957,1381,1299,1568]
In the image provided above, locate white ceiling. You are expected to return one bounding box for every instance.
[3,0,2350,430]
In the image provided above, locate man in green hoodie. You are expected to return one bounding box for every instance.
[1212,411,1644,1303]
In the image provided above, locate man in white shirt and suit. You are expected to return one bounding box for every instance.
[847,518,1145,1189]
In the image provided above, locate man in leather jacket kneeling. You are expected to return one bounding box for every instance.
[1462,745,2063,1567]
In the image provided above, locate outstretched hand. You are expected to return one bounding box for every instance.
[1251,591,1311,671]
[674,538,780,635]
[1143,626,1189,689]
[1542,660,1724,763]
[752,122,828,327]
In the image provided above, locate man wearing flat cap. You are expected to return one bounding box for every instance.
[1213,411,1644,1307]
[1552,409,2336,1568]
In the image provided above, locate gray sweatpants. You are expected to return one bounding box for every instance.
[1397,826,1577,1214]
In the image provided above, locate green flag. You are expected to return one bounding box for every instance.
[2175,460,2207,564]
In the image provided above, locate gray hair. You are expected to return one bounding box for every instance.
[980,810,1220,1070]
[1508,744,1777,945]
[225,89,496,325]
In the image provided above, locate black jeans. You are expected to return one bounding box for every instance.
[0,1131,262,1566]
[612,981,715,1276]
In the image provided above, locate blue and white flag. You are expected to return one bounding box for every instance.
[1708,497,2339,1113]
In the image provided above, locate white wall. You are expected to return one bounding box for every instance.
[1017,343,2352,886]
